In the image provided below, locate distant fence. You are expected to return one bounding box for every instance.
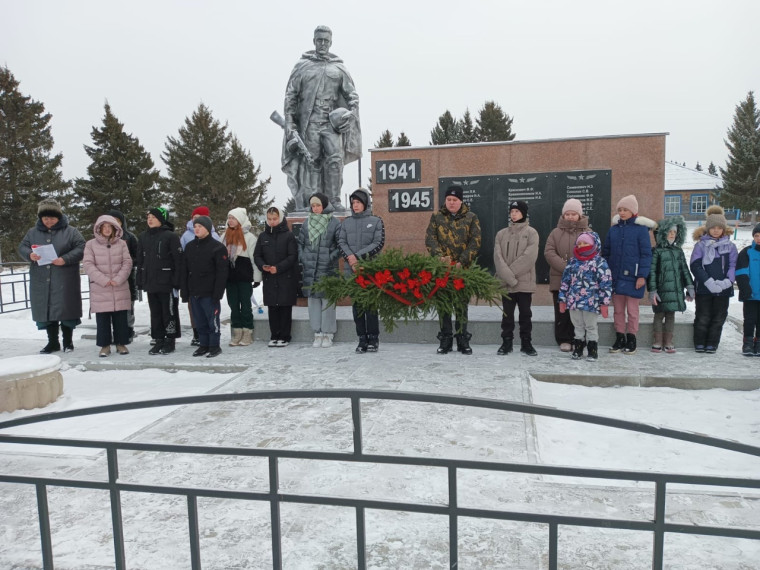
[0,262,89,314]
[1,389,758,569]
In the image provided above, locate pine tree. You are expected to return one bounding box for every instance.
[459,110,476,143]
[708,161,717,176]
[0,66,70,262]
[719,91,760,216]
[375,130,394,148]
[695,161,702,171]
[72,103,161,234]
[430,110,462,145]
[474,101,516,143]
[396,132,411,147]
[283,196,296,215]
[162,103,272,223]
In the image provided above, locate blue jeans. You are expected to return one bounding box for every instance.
[190,296,222,348]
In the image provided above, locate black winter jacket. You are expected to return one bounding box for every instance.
[182,235,229,301]
[254,217,298,307]
[136,222,183,293]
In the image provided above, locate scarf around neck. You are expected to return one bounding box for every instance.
[308,213,331,244]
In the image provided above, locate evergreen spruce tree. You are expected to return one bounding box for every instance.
[474,101,516,142]
[459,109,477,143]
[695,161,703,171]
[283,196,296,215]
[719,91,760,218]
[0,66,70,261]
[708,161,717,176]
[72,103,161,234]
[430,110,462,145]
[396,132,412,147]
[375,130,394,148]
[162,103,272,223]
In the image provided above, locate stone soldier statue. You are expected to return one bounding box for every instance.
[281,25,362,211]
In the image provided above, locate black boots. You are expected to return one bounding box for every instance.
[755,338,760,357]
[160,338,175,355]
[206,346,222,358]
[193,346,209,357]
[520,338,537,356]
[367,335,379,352]
[149,339,164,355]
[742,336,754,356]
[61,325,74,352]
[587,341,598,361]
[40,323,61,354]
[571,339,586,360]
[356,335,368,354]
[609,332,626,353]
[497,338,513,355]
[437,332,453,354]
[623,333,637,355]
[455,332,472,355]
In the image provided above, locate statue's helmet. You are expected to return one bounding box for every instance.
[328,107,352,131]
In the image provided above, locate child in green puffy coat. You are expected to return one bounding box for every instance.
[647,216,694,353]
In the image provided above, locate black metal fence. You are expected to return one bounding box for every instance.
[0,262,90,314]
[0,389,758,569]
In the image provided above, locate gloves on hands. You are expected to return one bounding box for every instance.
[650,291,661,305]
[686,286,695,302]
[704,278,723,294]
[717,278,733,291]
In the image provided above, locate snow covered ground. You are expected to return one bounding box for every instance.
[0,223,758,569]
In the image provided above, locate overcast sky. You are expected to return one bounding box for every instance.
[2,0,758,210]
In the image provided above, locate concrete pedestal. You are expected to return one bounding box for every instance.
[0,355,63,413]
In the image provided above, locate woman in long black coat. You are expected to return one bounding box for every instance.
[18,198,86,353]
[253,207,298,347]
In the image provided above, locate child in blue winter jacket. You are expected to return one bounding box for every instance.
[602,194,656,355]
[690,206,737,354]
[735,222,760,356]
[559,231,613,361]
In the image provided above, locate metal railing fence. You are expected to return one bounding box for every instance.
[0,389,758,569]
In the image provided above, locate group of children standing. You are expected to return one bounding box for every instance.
[547,196,754,360]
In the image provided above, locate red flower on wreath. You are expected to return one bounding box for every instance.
[355,275,370,289]
[397,267,411,281]
[453,278,466,291]
[374,269,393,286]
[393,282,408,293]
[418,270,432,285]
[435,276,449,288]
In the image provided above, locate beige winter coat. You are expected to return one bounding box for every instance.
[493,221,539,293]
[544,214,591,291]
[83,215,133,314]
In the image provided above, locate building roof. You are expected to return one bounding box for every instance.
[665,161,722,192]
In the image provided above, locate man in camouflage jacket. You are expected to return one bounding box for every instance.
[425,184,482,355]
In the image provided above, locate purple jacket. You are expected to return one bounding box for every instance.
[690,232,737,297]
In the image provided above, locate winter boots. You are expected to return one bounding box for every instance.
[148,339,163,355]
[455,332,473,355]
[742,336,755,357]
[623,333,637,355]
[497,338,513,355]
[367,335,379,352]
[40,323,61,354]
[609,332,626,353]
[229,327,243,347]
[586,341,598,361]
[238,328,253,346]
[206,346,222,358]
[159,338,175,355]
[322,333,334,348]
[437,332,453,354]
[312,333,324,348]
[520,338,537,356]
[571,339,586,360]
[356,335,368,354]
[193,346,209,357]
[99,346,111,358]
[61,325,74,352]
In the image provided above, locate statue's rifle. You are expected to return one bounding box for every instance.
[270,111,314,166]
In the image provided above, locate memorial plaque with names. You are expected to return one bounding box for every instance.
[437,170,612,282]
